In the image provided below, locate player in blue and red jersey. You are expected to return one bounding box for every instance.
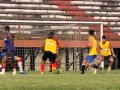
[0,26,16,75]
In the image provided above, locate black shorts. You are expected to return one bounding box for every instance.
[103,55,112,61]
[42,51,56,63]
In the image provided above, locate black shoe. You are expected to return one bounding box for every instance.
[19,71,27,74]
[49,70,52,72]
[80,71,84,74]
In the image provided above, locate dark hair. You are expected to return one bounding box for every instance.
[102,36,106,39]
[48,32,54,38]
[5,26,10,31]
[49,32,54,36]
[89,30,94,35]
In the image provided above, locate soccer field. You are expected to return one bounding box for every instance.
[0,70,120,90]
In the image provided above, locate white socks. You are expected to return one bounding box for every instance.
[18,61,23,72]
[13,68,16,75]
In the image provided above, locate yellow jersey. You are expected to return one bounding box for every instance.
[88,36,98,55]
[44,38,57,54]
[99,41,111,56]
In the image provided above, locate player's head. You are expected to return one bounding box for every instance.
[89,30,95,36]
[102,36,107,42]
[48,32,54,39]
[4,26,10,33]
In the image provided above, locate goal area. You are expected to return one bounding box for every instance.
[0,20,103,71]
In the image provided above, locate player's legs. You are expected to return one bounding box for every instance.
[55,54,60,69]
[49,54,59,72]
[81,60,88,74]
[108,56,114,71]
[8,50,17,75]
[7,58,16,75]
[93,56,103,68]
[41,60,46,74]
[49,61,59,72]
[81,55,97,74]
[49,53,61,74]
[14,56,24,73]
[49,61,52,72]
[55,59,60,69]
[40,51,48,74]
[0,52,6,69]
[0,55,8,74]
[49,53,56,72]
[92,56,104,74]
[0,53,23,74]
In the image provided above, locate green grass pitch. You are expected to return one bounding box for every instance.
[0,70,120,90]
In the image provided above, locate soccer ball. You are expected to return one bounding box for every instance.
[53,69,62,74]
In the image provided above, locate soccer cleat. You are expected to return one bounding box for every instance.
[80,72,84,74]
[13,69,16,75]
[0,72,5,75]
[93,69,97,74]
[80,65,86,74]
[19,71,27,74]
[107,66,111,71]
[41,72,44,75]
[107,68,111,71]
[0,69,5,75]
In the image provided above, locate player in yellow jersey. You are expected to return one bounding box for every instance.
[40,32,59,74]
[93,36,115,74]
[81,30,98,74]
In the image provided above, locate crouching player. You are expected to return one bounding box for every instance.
[93,36,115,74]
[40,32,59,74]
